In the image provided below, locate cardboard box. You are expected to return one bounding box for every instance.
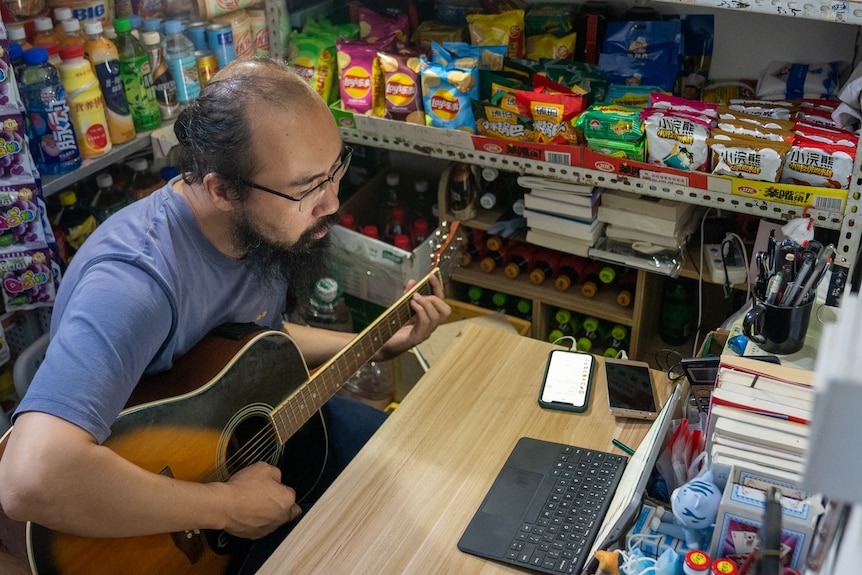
[708,466,821,571]
[328,169,442,308]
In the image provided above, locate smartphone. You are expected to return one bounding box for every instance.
[604,357,659,420]
[538,349,594,413]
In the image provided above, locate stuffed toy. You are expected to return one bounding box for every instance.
[651,470,722,549]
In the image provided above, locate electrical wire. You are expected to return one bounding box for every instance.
[654,348,685,382]
[692,208,714,357]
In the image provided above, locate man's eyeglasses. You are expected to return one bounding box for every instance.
[243,145,353,212]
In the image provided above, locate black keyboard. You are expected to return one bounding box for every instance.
[503,444,627,574]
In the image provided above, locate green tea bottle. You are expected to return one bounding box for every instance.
[113,17,161,132]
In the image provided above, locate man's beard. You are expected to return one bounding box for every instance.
[232,212,339,302]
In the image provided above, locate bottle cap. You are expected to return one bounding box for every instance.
[59,190,78,206]
[479,255,497,273]
[53,7,72,21]
[144,18,162,32]
[7,25,26,41]
[581,281,598,298]
[481,167,499,182]
[412,218,429,235]
[127,157,149,172]
[582,316,600,333]
[478,192,496,210]
[390,206,406,222]
[616,290,633,307]
[141,31,160,45]
[529,269,546,285]
[9,43,22,60]
[485,235,503,252]
[385,172,400,187]
[491,292,507,308]
[312,277,340,304]
[467,285,483,302]
[59,44,84,61]
[576,337,592,352]
[160,166,179,180]
[599,265,617,284]
[361,225,379,239]
[128,15,142,28]
[44,42,59,57]
[394,234,410,250]
[163,20,183,34]
[23,46,49,65]
[710,558,737,575]
[547,329,565,343]
[339,213,355,229]
[61,18,81,33]
[414,178,428,193]
[96,173,113,188]
[554,275,571,291]
[114,18,132,34]
[611,324,628,342]
[34,17,53,32]
[516,299,531,314]
[555,309,571,325]
[83,21,103,35]
[685,550,711,572]
[504,263,520,279]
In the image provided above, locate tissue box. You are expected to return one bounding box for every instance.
[708,467,820,570]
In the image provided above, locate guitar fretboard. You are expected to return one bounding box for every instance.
[270,276,435,443]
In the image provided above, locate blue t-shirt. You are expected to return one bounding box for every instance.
[14,178,287,443]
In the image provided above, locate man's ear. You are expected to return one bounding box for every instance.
[202,173,236,212]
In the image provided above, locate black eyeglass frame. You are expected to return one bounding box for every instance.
[241,145,353,211]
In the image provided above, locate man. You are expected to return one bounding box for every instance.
[0,57,450,569]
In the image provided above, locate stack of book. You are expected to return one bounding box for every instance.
[706,355,814,486]
[597,190,701,250]
[517,176,604,258]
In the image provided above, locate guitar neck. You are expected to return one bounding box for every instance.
[270,268,441,443]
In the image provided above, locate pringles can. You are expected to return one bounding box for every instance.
[206,22,235,69]
[195,50,219,88]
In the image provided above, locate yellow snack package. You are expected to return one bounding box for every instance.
[525,32,577,61]
[467,9,525,58]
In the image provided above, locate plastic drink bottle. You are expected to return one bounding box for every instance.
[90,172,129,221]
[113,17,160,132]
[32,16,58,47]
[126,157,163,200]
[54,189,98,259]
[7,25,33,51]
[141,30,179,119]
[83,20,136,145]
[44,41,61,65]
[21,46,82,175]
[58,44,111,157]
[59,18,85,48]
[161,20,199,105]
[299,277,353,332]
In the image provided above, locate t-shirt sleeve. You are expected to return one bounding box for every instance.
[14,261,174,444]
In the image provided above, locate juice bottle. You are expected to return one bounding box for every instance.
[21,46,82,175]
[83,20,136,145]
[7,25,33,51]
[32,16,58,47]
[59,18,85,49]
[113,17,160,132]
[58,44,112,157]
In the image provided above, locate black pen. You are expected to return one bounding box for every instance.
[781,251,814,306]
[792,245,834,306]
[767,231,776,274]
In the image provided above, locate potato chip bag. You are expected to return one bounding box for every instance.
[707,133,791,182]
[411,21,469,53]
[525,32,576,61]
[336,39,387,116]
[515,89,585,145]
[471,99,533,141]
[358,6,409,44]
[441,41,507,71]
[291,34,338,104]
[420,58,480,132]
[379,50,424,123]
[467,10,526,58]
[781,136,855,189]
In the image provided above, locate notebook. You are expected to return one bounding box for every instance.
[457,383,683,574]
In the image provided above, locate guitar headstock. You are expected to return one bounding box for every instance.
[429,220,466,282]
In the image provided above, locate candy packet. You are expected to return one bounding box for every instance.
[0,184,48,250]
[0,247,56,311]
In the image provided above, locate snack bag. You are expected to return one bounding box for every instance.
[525,32,577,61]
[421,58,479,132]
[727,99,797,120]
[707,133,792,182]
[411,20,469,53]
[358,6,409,43]
[441,42,507,71]
[291,34,338,104]
[793,121,859,148]
[606,84,667,107]
[515,89,586,145]
[575,103,644,143]
[471,99,533,141]
[0,111,36,184]
[649,93,718,118]
[378,50,424,123]
[0,184,48,250]
[467,9,526,58]
[587,136,645,160]
[781,136,855,189]
[642,109,712,171]
[0,247,55,311]
[336,39,386,116]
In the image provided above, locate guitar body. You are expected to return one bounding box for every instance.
[28,329,327,575]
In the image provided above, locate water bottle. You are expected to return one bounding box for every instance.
[21,46,82,175]
[299,277,353,332]
[162,20,200,106]
[341,361,393,411]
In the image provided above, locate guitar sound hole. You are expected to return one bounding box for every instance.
[224,414,280,475]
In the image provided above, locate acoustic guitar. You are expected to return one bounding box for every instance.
[1,221,464,575]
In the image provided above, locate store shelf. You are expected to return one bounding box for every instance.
[652,0,862,25]
[40,130,157,197]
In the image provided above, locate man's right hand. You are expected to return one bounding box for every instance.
[221,461,303,539]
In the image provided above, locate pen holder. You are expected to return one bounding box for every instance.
[742,296,814,355]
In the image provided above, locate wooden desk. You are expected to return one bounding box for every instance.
[259,324,673,574]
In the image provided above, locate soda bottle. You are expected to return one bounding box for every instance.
[58,44,112,158]
[53,189,98,259]
[573,0,616,64]
[126,157,164,200]
[478,167,508,211]
[446,162,478,220]
[480,240,513,273]
[298,277,353,332]
[90,172,129,222]
[490,291,509,314]
[21,46,82,175]
[32,17,58,48]
[555,254,586,291]
[338,213,358,231]
[529,249,560,286]
[83,21,136,145]
[393,234,411,251]
[410,177,435,226]
[162,20,200,106]
[9,43,26,92]
[113,17,161,132]
[602,325,629,358]
[514,298,532,321]
[378,172,404,231]
[384,206,409,246]
[615,269,638,307]
[576,316,608,352]
[141,30,180,120]
[59,18,85,49]
[581,260,606,298]
[52,7,72,39]
[503,242,536,280]
[467,285,486,307]
[411,218,429,247]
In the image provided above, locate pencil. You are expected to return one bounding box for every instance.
[612,438,635,455]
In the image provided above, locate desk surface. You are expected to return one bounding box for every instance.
[259,324,673,574]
